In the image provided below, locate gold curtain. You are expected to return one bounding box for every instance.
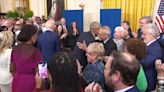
[11,0,15,11]
[103,0,154,32]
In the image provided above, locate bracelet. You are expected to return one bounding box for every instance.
[157,76,164,80]
[158,80,164,84]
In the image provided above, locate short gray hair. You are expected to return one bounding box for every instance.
[143,23,160,37]
[140,16,152,24]
[90,21,101,30]
[114,26,125,37]
[101,26,111,35]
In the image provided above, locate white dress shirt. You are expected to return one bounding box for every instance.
[115,85,134,92]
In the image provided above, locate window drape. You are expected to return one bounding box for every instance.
[103,0,154,32]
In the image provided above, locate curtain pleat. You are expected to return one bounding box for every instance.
[103,0,154,32]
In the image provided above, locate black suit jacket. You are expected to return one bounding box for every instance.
[125,86,141,92]
[137,28,142,39]
[104,38,117,56]
[72,31,95,68]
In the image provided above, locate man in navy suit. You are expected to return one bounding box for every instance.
[85,52,140,92]
[141,24,162,91]
[37,19,61,62]
[72,21,101,69]
[157,32,164,62]
[98,26,117,56]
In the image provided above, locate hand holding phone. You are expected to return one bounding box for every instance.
[38,62,48,79]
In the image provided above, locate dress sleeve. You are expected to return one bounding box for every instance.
[10,49,16,64]
[32,48,42,68]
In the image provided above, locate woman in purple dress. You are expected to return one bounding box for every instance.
[10,25,42,92]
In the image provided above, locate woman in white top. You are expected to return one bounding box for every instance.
[0,31,13,92]
[113,26,125,51]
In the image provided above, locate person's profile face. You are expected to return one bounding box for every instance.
[86,48,97,63]
[142,29,153,44]
[114,30,122,39]
[104,56,115,88]
[139,19,147,28]
[121,23,128,30]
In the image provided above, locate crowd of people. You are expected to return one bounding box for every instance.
[0,15,164,92]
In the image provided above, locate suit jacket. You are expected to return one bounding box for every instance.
[104,38,117,56]
[72,31,95,68]
[137,28,142,39]
[37,30,61,62]
[157,33,164,62]
[125,86,141,92]
[140,40,162,91]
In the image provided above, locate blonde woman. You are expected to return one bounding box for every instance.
[82,42,105,88]
[0,31,13,92]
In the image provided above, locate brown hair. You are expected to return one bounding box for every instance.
[125,39,147,60]
[109,51,140,86]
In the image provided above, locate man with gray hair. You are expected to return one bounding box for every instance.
[137,16,152,39]
[141,23,162,91]
[72,21,101,69]
[98,26,117,56]
[37,19,61,62]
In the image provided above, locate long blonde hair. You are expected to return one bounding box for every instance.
[0,31,13,54]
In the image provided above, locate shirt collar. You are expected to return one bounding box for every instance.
[104,37,110,44]
[45,28,52,32]
[115,85,134,92]
[146,39,156,46]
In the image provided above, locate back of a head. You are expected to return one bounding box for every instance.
[90,21,101,31]
[125,38,147,60]
[48,51,80,92]
[110,51,140,86]
[45,19,55,30]
[0,31,13,53]
[17,25,38,42]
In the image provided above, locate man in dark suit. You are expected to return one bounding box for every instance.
[99,26,117,56]
[85,52,140,92]
[37,19,61,62]
[72,21,101,69]
[136,16,152,39]
[141,24,162,91]
[157,32,164,62]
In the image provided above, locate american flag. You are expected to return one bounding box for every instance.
[155,0,164,33]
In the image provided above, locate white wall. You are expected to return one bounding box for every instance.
[29,0,47,17]
[67,0,101,32]
[0,0,13,13]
